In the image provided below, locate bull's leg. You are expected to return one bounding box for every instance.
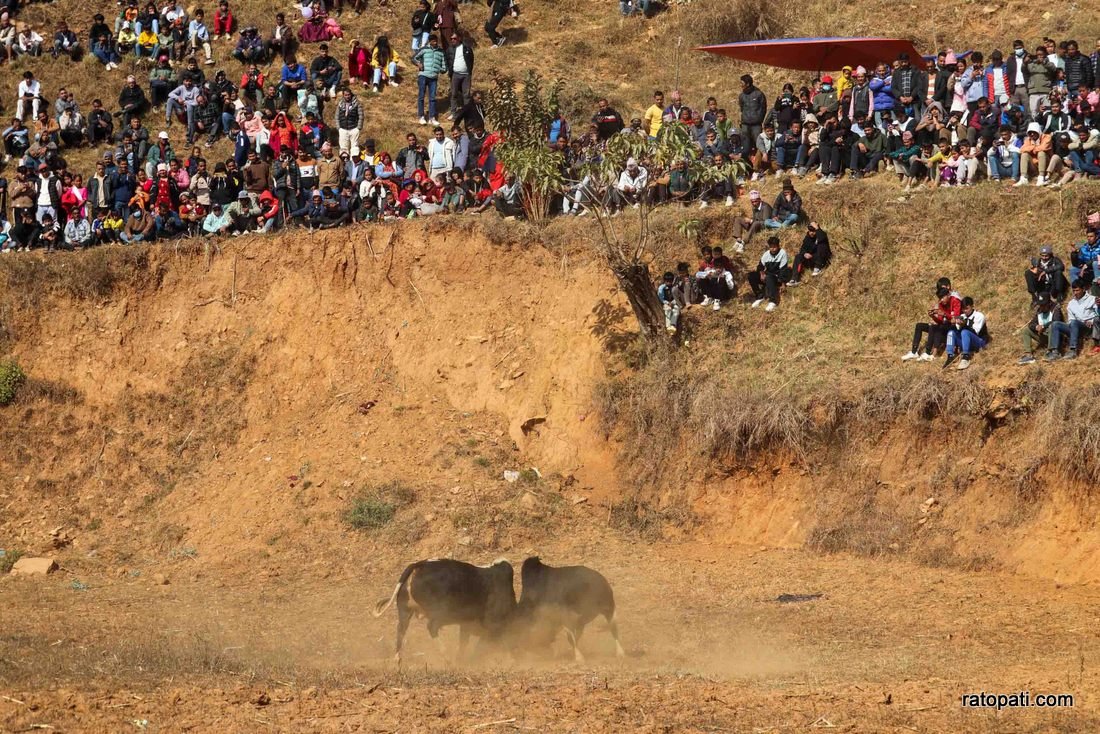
[607,614,626,658]
[457,625,471,662]
[394,606,412,664]
[564,627,586,663]
[426,619,448,659]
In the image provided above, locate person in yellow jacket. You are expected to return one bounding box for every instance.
[835,65,855,99]
[370,36,401,92]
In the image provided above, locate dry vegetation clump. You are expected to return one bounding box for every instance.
[675,0,787,48]
[0,246,166,309]
[1035,385,1100,486]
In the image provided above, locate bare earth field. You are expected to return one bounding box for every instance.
[3,532,1098,733]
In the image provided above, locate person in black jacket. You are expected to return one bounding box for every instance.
[1026,244,1069,303]
[891,52,926,118]
[87,99,114,146]
[1018,291,1064,364]
[445,33,474,119]
[787,222,832,285]
[932,51,954,109]
[1006,40,1031,116]
[117,76,149,126]
[484,0,514,48]
[738,74,767,158]
[1064,40,1095,99]
[453,90,485,131]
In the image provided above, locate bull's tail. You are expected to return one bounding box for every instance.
[373,563,418,617]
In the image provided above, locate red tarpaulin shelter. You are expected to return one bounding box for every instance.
[696,37,928,72]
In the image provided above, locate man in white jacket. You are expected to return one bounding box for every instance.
[426,126,457,181]
[615,157,648,209]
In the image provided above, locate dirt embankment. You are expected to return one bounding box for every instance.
[2,221,1100,586]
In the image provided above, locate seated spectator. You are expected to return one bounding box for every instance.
[9,209,41,251]
[1069,229,1100,285]
[657,272,680,334]
[16,27,43,58]
[850,121,886,178]
[120,205,154,243]
[0,16,15,65]
[1018,292,1064,364]
[2,118,30,162]
[53,22,81,61]
[904,277,963,361]
[614,158,647,210]
[695,245,735,311]
[987,125,1022,183]
[1020,122,1053,185]
[213,0,234,41]
[268,13,296,62]
[764,179,802,229]
[1046,279,1099,359]
[371,36,400,92]
[788,222,831,285]
[234,30,265,65]
[748,236,791,312]
[673,261,701,308]
[732,189,771,252]
[188,9,215,64]
[203,200,232,234]
[944,296,989,370]
[1027,243,1069,302]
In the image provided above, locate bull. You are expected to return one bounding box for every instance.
[517,556,625,662]
[372,558,516,663]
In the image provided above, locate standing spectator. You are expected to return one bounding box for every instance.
[1026,46,1057,119]
[411,0,435,53]
[738,74,767,158]
[445,32,474,120]
[1063,40,1094,99]
[435,0,459,49]
[413,35,445,125]
[748,236,791,312]
[336,89,362,156]
[485,0,514,48]
[591,98,624,140]
[426,125,456,180]
[891,52,926,118]
[35,163,62,224]
[16,71,43,121]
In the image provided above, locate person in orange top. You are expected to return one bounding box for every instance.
[1019,121,1053,185]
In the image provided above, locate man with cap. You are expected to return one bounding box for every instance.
[731,189,771,252]
[203,201,232,235]
[812,76,839,117]
[614,157,647,210]
[226,190,259,234]
[1027,244,1068,303]
[118,75,149,126]
[1018,292,1064,364]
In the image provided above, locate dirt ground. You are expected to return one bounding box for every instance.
[3,532,1098,733]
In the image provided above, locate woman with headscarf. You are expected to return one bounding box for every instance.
[348,39,371,87]
[269,111,299,157]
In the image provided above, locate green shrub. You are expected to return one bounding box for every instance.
[344,497,396,530]
[0,360,26,406]
[0,549,24,574]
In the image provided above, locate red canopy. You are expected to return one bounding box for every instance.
[696,37,927,72]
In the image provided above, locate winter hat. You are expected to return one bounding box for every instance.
[821,75,833,85]
[855,65,867,76]
[749,190,761,201]
[626,157,638,169]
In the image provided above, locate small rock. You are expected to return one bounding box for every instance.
[153,573,169,586]
[11,557,58,576]
[519,492,538,509]
[503,470,521,483]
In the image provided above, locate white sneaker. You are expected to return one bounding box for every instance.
[1013,177,1028,187]
[701,296,713,307]
[901,351,919,361]
[418,117,427,125]
[429,118,440,125]
[918,353,934,362]
[765,302,776,312]
[632,202,639,209]
[734,239,745,253]
[1036,176,1046,186]
[388,80,399,87]
[751,298,764,308]
[957,358,971,370]
[666,325,677,334]
[698,200,708,208]
[811,268,821,276]
[786,280,799,287]
[822,175,836,185]
[724,195,734,206]
[712,299,721,311]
